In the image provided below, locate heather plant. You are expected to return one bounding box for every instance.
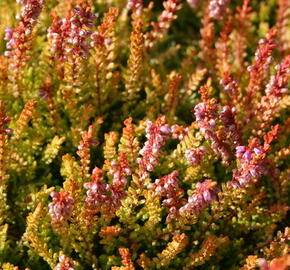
[0,0,289,269]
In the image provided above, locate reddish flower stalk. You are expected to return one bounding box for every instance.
[109,152,132,188]
[215,18,233,83]
[99,226,121,239]
[0,101,12,183]
[232,0,252,77]
[165,72,182,121]
[48,2,96,109]
[244,29,277,124]
[112,248,135,270]
[255,56,290,135]
[125,14,145,104]
[199,6,215,69]
[39,77,60,130]
[137,117,171,179]
[194,86,232,164]
[220,72,242,107]
[148,171,186,222]
[77,125,98,180]
[83,167,105,227]
[47,14,66,65]
[246,29,277,96]
[5,0,45,96]
[47,3,96,61]
[179,180,219,215]
[90,7,119,113]
[145,0,182,48]
[119,117,140,166]
[5,0,45,58]
[220,105,242,147]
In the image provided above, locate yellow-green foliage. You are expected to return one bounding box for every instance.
[0,0,289,269]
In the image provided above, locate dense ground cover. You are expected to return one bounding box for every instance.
[0,0,289,269]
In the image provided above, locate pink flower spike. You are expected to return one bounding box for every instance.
[138,117,171,177]
[49,190,74,222]
[179,179,219,215]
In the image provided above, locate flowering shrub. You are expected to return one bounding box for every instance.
[0,0,289,269]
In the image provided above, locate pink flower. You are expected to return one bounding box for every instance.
[255,56,290,132]
[148,171,186,222]
[208,0,230,19]
[229,139,269,188]
[194,101,231,164]
[84,167,127,212]
[179,180,219,215]
[48,191,74,222]
[84,168,108,208]
[127,0,143,15]
[220,73,240,100]
[171,124,189,141]
[47,4,96,60]
[185,146,207,166]
[145,0,182,47]
[109,153,132,188]
[220,105,241,146]
[4,0,44,70]
[55,255,75,270]
[137,117,171,179]
[0,115,13,136]
[187,0,199,8]
[4,27,14,41]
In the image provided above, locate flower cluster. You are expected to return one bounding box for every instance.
[55,255,75,270]
[256,56,290,133]
[4,0,45,62]
[220,72,241,106]
[0,114,12,136]
[171,124,189,141]
[187,0,199,9]
[229,126,279,188]
[220,105,241,147]
[109,153,132,188]
[148,171,186,222]
[179,180,219,215]
[230,143,267,188]
[84,167,126,213]
[137,117,171,178]
[145,0,182,47]
[127,0,143,15]
[245,29,277,108]
[4,0,45,97]
[194,93,231,164]
[208,0,229,19]
[48,191,74,222]
[0,0,289,269]
[185,146,207,166]
[47,3,96,60]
